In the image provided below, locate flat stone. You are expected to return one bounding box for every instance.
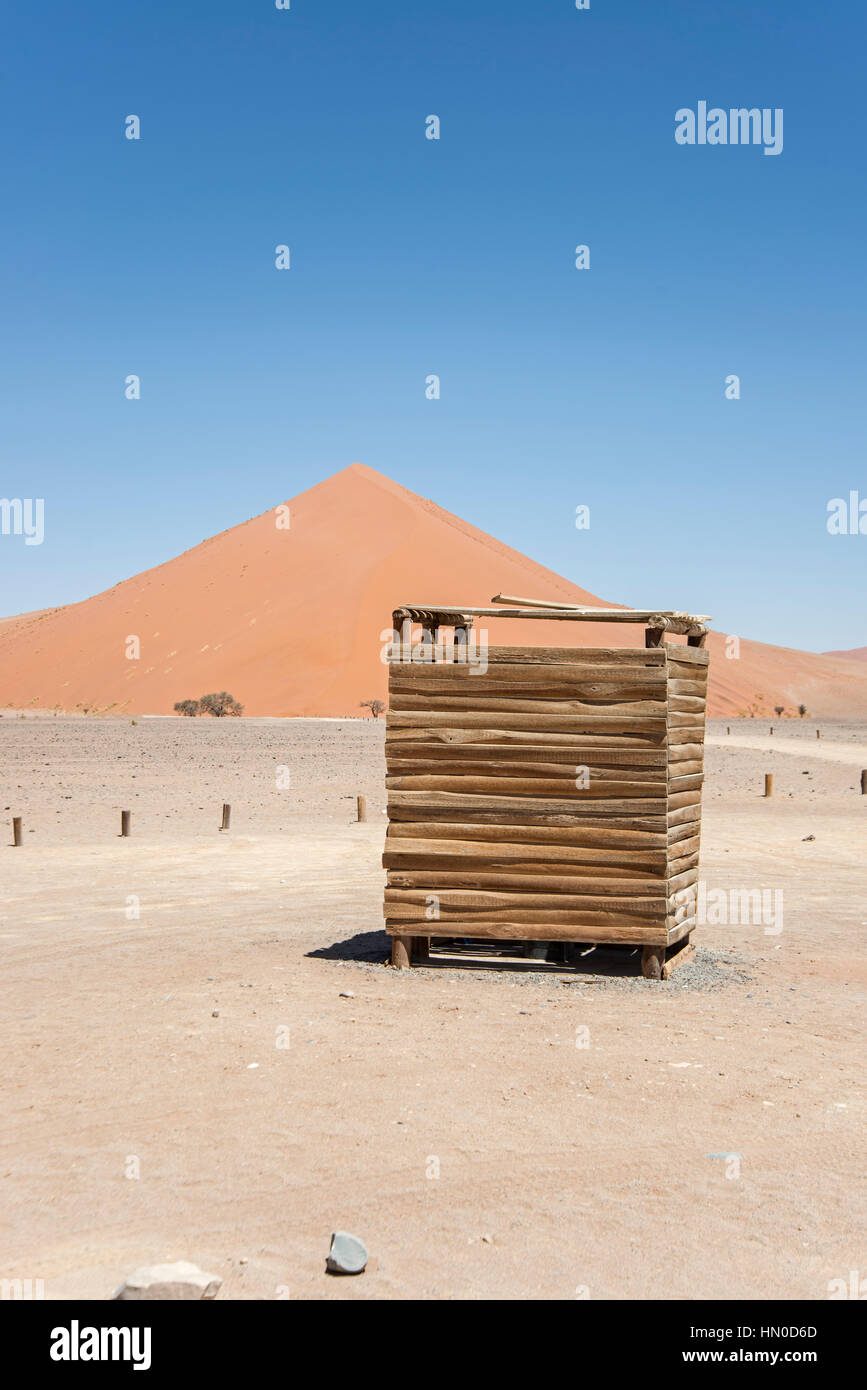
[113,1261,222,1300]
[326,1231,368,1275]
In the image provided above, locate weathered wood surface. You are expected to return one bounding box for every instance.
[388,791,668,821]
[386,774,666,799]
[386,742,669,767]
[390,694,668,716]
[383,633,707,962]
[386,919,671,945]
[389,658,666,686]
[387,726,665,748]
[489,594,711,621]
[668,743,705,763]
[385,886,665,914]
[481,646,668,666]
[387,757,670,781]
[398,602,708,637]
[387,869,670,895]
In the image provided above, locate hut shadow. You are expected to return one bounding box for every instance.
[307,930,392,964]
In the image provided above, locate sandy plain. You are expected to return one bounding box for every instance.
[1,713,864,1300]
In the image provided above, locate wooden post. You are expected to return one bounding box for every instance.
[120,810,131,837]
[357,795,367,822]
[769,727,773,736]
[861,770,867,796]
[412,935,431,964]
[220,803,231,831]
[727,726,730,735]
[391,936,411,969]
[816,729,821,740]
[12,816,23,847]
[764,774,774,797]
[641,945,665,980]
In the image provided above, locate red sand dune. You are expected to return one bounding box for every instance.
[1,463,865,718]
[823,647,867,662]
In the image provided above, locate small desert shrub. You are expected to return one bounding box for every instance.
[359,698,385,719]
[199,691,243,717]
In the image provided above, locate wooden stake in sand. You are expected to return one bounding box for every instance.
[764,774,774,798]
[12,816,23,847]
[817,729,821,739]
[861,770,867,796]
[220,803,231,831]
[121,810,131,837]
[727,727,730,735]
[357,795,367,823]
[770,727,774,736]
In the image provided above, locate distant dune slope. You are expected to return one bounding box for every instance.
[1,463,865,717]
[823,647,867,662]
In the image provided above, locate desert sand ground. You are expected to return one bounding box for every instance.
[1,713,864,1301]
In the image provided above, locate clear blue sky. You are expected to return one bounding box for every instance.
[1,0,864,651]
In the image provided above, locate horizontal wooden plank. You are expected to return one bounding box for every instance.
[384,837,669,869]
[388,806,668,831]
[387,821,669,849]
[454,646,669,667]
[668,789,702,811]
[385,742,668,767]
[386,727,666,749]
[668,679,708,698]
[387,711,667,735]
[669,695,707,715]
[385,898,666,923]
[386,774,666,799]
[669,770,703,788]
[669,711,708,729]
[387,920,670,945]
[666,832,700,858]
[385,757,670,783]
[390,681,668,702]
[667,867,699,895]
[389,662,666,687]
[668,743,705,763]
[668,805,702,826]
[668,851,700,876]
[665,646,710,667]
[666,917,695,946]
[401,602,708,635]
[666,762,703,780]
[387,869,670,896]
[668,818,701,841]
[668,729,705,744]
[388,791,668,818]
[389,694,668,717]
